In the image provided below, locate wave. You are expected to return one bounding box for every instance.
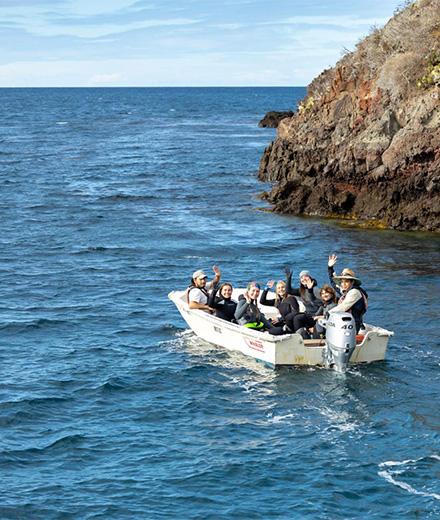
[0,395,69,412]
[11,303,99,313]
[0,402,72,427]
[378,455,440,501]
[73,245,144,255]
[0,434,86,463]
[0,318,69,333]
[98,194,156,202]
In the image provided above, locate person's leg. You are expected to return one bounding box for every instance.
[283,312,297,332]
[295,313,315,330]
[293,313,308,332]
[313,321,325,339]
[296,327,311,339]
[266,324,287,336]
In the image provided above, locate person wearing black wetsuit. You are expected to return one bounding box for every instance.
[235,282,286,335]
[285,267,322,336]
[260,280,300,332]
[207,283,237,322]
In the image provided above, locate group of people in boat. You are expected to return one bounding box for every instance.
[186,255,368,338]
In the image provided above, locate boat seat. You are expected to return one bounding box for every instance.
[303,335,366,347]
[303,339,325,347]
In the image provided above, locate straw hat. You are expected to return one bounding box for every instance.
[333,268,362,286]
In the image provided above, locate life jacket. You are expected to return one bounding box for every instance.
[244,322,265,330]
[186,285,209,305]
[339,287,368,330]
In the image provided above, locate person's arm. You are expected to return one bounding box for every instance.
[285,267,292,291]
[234,297,249,321]
[327,254,340,294]
[207,285,220,309]
[260,280,275,307]
[328,265,339,292]
[328,289,362,314]
[189,301,213,311]
[312,286,322,300]
[188,289,213,312]
[285,268,300,296]
[210,265,221,287]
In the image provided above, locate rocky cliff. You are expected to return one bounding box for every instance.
[259,0,440,231]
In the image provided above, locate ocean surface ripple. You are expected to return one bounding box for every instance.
[0,87,439,519]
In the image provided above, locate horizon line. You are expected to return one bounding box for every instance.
[0,85,307,89]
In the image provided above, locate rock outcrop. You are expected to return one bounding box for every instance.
[258,111,295,128]
[259,0,440,231]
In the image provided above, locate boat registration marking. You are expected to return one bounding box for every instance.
[244,337,265,352]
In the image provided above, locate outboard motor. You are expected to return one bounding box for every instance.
[323,312,357,372]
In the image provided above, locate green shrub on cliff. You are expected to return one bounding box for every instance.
[298,96,315,113]
[417,51,440,88]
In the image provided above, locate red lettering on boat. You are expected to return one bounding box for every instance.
[244,338,265,352]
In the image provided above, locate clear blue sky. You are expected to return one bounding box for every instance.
[0,0,402,87]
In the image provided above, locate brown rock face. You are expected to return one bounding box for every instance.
[259,0,440,231]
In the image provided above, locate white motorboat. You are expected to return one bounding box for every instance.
[168,289,394,371]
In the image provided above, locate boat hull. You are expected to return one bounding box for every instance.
[168,290,393,368]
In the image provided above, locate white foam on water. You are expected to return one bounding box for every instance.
[177,329,193,337]
[318,405,360,432]
[378,456,440,501]
[56,121,68,125]
[268,413,295,424]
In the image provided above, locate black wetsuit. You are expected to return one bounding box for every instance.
[286,272,322,314]
[286,271,322,332]
[260,288,300,332]
[207,286,237,322]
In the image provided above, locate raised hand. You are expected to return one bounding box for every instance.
[305,277,314,289]
[266,280,275,289]
[283,266,292,277]
[328,254,338,267]
[212,265,221,276]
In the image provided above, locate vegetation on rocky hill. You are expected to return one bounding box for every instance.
[259,0,440,231]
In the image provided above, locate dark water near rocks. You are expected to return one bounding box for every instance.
[1,87,440,519]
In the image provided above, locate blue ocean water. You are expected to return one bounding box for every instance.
[0,87,439,519]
